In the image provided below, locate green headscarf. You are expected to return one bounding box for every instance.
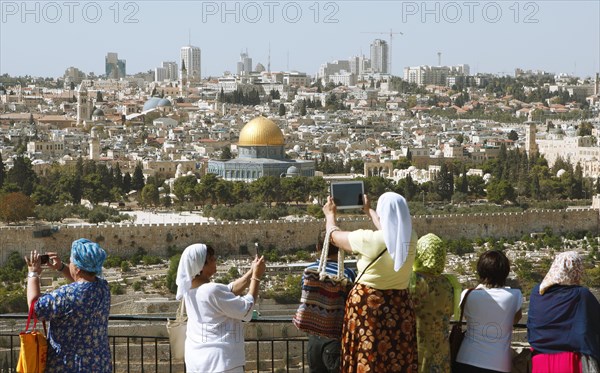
[414,233,446,275]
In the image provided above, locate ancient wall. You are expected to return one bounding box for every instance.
[1,209,598,264]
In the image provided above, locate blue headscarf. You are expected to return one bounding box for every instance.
[71,238,107,277]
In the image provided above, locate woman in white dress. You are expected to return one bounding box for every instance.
[175,243,266,373]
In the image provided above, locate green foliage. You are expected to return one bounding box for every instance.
[110,282,125,295]
[132,281,143,292]
[104,256,124,269]
[0,251,26,282]
[294,250,311,261]
[166,254,181,294]
[445,238,475,256]
[120,261,131,272]
[306,204,324,218]
[142,255,162,265]
[269,274,302,304]
[584,266,600,288]
[0,287,27,313]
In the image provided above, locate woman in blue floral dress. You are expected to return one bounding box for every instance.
[26,238,111,373]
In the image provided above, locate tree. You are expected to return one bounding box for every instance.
[123,172,132,193]
[140,184,160,207]
[6,155,38,195]
[436,163,454,201]
[486,179,516,204]
[96,91,103,102]
[132,163,145,191]
[278,103,286,116]
[173,175,198,204]
[0,192,35,223]
[508,130,519,141]
[299,100,307,116]
[0,153,5,189]
[221,146,232,160]
[112,163,123,193]
[577,122,593,137]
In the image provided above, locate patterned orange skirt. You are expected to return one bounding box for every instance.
[341,283,418,373]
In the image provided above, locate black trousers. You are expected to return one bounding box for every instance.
[307,335,341,373]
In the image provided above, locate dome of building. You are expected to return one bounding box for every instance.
[255,63,266,72]
[143,97,161,111]
[286,166,299,176]
[238,116,285,146]
[557,169,566,177]
[157,98,172,107]
[92,108,105,116]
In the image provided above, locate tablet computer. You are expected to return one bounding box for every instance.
[330,181,365,209]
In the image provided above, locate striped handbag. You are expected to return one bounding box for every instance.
[292,228,352,340]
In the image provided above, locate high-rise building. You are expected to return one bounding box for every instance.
[155,61,178,82]
[63,66,86,87]
[237,51,253,76]
[349,55,370,76]
[370,39,389,74]
[105,52,126,79]
[180,45,201,84]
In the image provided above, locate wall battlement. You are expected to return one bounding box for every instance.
[1,208,598,265]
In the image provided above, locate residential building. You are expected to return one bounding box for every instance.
[404,64,470,86]
[155,61,178,82]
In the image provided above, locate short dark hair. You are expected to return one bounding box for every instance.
[204,245,215,264]
[317,231,339,257]
[477,250,510,287]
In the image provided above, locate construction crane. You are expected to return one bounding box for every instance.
[361,29,404,75]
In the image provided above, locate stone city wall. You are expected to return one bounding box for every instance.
[0,209,598,264]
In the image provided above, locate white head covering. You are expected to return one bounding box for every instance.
[376,192,413,272]
[539,251,584,295]
[175,243,208,300]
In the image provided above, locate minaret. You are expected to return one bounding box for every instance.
[89,137,100,160]
[525,122,538,156]
[180,59,187,96]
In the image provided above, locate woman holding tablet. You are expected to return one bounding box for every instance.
[322,192,418,373]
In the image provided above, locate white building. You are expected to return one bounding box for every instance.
[155,61,178,82]
[317,60,350,81]
[532,130,600,178]
[181,45,201,83]
[328,71,356,87]
[404,64,470,86]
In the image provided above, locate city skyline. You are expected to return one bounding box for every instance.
[1,1,599,79]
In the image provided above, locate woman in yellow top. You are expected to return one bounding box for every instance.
[323,192,418,373]
[412,233,461,373]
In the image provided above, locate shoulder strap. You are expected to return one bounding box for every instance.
[458,288,476,323]
[354,248,387,284]
[177,298,186,320]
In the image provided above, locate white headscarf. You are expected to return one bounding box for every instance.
[376,192,413,272]
[539,251,584,295]
[175,243,208,300]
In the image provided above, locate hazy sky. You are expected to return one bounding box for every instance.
[1,0,599,79]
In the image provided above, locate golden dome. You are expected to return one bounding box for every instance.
[238,116,285,146]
